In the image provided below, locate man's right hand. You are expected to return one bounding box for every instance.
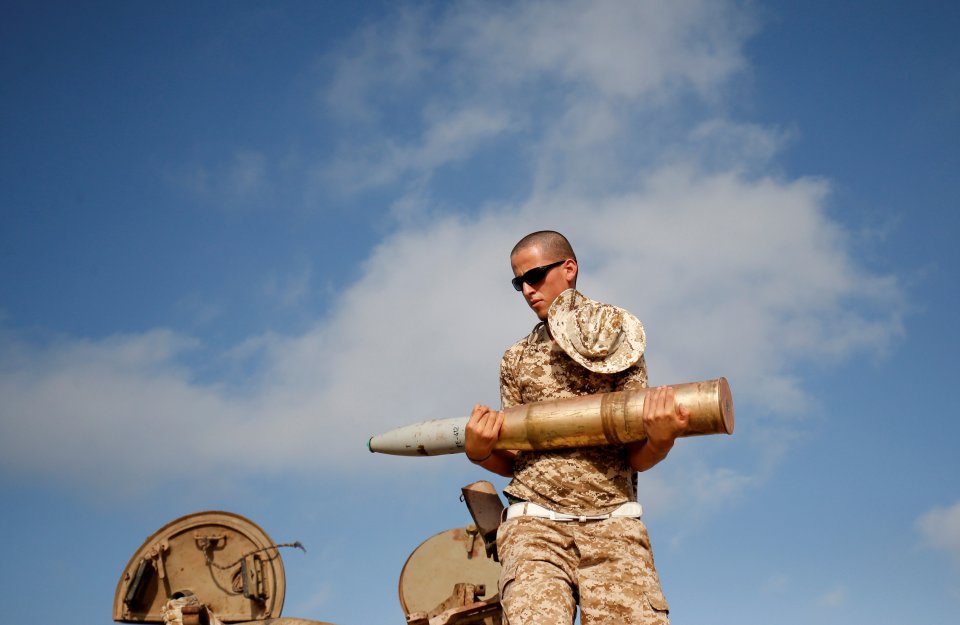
[465,404,504,463]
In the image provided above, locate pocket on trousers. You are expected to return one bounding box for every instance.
[496,520,520,600]
[621,518,669,613]
[645,588,670,613]
[498,562,517,600]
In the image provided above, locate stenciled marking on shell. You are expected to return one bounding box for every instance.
[452,422,465,449]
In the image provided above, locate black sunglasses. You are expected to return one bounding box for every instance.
[511,260,566,291]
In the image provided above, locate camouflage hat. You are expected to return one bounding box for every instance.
[547,289,645,374]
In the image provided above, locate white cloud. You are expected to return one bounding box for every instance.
[818,583,848,607]
[441,0,753,100]
[0,0,903,512]
[171,148,270,207]
[226,150,268,196]
[0,170,902,494]
[916,500,960,565]
[264,262,313,309]
[321,0,757,193]
[323,6,433,122]
[325,107,513,192]
[762,574,789,594]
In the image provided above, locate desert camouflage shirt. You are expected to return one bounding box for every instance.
[501,321,648,515]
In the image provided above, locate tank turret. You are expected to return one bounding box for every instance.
[114,487,507,625]
[113,510,334,625]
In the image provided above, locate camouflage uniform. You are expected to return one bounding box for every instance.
[497,319,670,625]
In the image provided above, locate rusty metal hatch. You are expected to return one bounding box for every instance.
[113,511,287,623]
[398,526,501,618]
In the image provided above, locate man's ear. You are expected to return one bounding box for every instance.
[563,259,578,287]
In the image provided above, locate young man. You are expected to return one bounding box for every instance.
[465,231,689,625]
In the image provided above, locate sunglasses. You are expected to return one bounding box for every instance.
[511,260,566,291]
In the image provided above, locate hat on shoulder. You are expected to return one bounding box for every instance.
[547,289,646,374]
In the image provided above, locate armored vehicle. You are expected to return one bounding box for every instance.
[114,482,505,625]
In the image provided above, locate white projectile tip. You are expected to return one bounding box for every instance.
[367,416,469,457]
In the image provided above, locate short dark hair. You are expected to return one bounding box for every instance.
[511,230,577,263]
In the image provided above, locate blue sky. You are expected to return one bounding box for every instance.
[1,1,958,624]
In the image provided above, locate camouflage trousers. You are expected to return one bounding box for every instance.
[496,516,670,625]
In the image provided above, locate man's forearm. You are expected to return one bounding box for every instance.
[628,438,674,472]
[473,449,517,477]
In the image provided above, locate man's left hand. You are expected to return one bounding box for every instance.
[643,386,690,450]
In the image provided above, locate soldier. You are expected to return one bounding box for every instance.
[465,231,689,625]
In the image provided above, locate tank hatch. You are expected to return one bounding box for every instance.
[113,511,287,623]
[399,526,502,624]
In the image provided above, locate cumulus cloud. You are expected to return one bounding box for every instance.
[817,583,848,607]
[264,261,314,309]
[320,0,756,194]
[0,170,902,492]
[0,0,903,505]
[916,500,960,565]
[171,148,270,207]
[428,0,751,101]
[325,107,514,192]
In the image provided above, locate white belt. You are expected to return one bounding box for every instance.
[504,501,643,523]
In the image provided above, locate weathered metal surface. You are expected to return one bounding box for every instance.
[407,595,502,625]
[398,527,501,619]
[113,511,287,623]
[499,377,733,450]
[460,481,504,561]
[369,377,734,456]
[234,616,333,625]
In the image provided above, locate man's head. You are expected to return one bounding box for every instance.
[510,231,578,320]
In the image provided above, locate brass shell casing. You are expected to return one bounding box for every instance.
[496,377,733,451]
